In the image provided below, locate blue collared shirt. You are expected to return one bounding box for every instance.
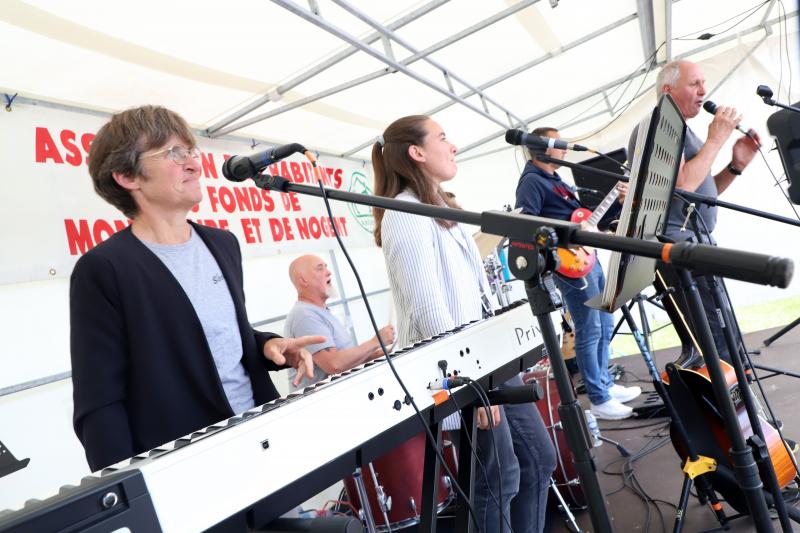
[514,161,619,229]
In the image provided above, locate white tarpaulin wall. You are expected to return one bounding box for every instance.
[0,0,799,514]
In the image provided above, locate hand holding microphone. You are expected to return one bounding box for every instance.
[702,101,760,146]
[703,100,761,176]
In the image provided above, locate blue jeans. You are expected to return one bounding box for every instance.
[555,262,615,405]
[474,375,556,533]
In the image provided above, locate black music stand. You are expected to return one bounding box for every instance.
[761,103,800,347]
[572,148,628,209]
[0,440,29,479]
[586,94,682,313]
[590,94,781,532]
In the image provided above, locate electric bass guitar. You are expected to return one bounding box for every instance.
[556,186,621,278]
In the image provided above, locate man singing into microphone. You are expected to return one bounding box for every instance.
[71,105,323,472]
[515,127,639,420]
[628,60,761,363]
[284,254,394,390]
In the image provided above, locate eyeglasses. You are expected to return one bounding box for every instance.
[140,145,201,164]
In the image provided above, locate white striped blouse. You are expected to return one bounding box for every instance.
[381,190,490,353]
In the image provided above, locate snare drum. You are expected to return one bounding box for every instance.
[343,432,455,531]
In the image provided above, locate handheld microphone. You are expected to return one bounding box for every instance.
[505,129,589,152]
[702,101,753,138]
[222,142,307,182]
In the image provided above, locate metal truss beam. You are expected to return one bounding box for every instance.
[456,66,655,155]
[454,10,797,157]
[342,13,638,157]
[206,0,449,135]
[211,0,537,138]
[636,0,657,63]
[329,0,529,122]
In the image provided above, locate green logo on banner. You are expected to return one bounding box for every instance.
[347,171,375,234]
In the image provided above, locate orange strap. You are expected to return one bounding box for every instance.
[661,243,673,263]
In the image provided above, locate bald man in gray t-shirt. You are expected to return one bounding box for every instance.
[285,255,395,391]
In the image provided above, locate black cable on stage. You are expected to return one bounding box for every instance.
[562,43,665,142]
[673,1,770,41]
[450,381,514,533]
[757,144,800,220]
[600,427,674,533]
[307,160,484,530]
[467,380,507,533]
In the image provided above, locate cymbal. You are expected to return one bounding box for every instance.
[472,208,520,258]
[472,230,505,259]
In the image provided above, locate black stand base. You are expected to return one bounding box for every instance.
[763,315,800,347]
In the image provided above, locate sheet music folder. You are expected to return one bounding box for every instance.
[586,94,686,312]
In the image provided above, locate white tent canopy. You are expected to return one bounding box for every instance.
[0,0,799,516]
[2,0,796,158]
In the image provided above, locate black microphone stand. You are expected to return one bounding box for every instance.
[534,152,788,530]
[759,94,800,114]
[682,210,796,532]
[671,190,800,361]
[535,154,629,184]
[248,173,791,533]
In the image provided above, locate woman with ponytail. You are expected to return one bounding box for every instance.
[372,115,556,533]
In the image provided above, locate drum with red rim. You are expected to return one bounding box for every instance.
[523,361,587,508]
[343,432,455,530]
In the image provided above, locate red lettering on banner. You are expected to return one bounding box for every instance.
[240,218,263,243]
[64,218,129,255]
[333,168,343,188]
[207,185,275,213]
[36,127,93,165]
[259,188,275,212]
[206,186,236,213]
[195,219,230,230]
[234,187,252,211]
[201,152,218,179]
[36,127,63,164]
[61,130,82,166]
[280,193,301,212]
[294,216,348,240]
[302,162,312,182]
[81,133,94,164]
[289,162,304,182]
[268,217,294,241]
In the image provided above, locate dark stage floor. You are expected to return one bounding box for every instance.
[544,324,800,533]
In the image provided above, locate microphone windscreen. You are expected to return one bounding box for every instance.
[505,129,523,145]
[702,100,718,114]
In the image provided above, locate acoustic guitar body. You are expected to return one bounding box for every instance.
[666,363,797,498]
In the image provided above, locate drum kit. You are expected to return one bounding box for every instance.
[478,225,588,531]
[342,432,458,532]
[340,223,588,532]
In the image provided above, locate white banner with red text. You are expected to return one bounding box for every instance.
[0,103,378,285]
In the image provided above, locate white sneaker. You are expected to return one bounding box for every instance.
[590,398,633,420]
[609,384,642,403]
